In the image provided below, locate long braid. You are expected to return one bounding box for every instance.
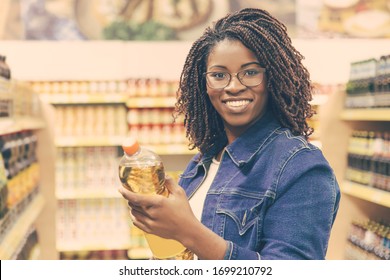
[174,8,314,154]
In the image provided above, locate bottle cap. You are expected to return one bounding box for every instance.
[122,137,140,155]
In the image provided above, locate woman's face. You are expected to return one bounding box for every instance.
[206,39,268,142]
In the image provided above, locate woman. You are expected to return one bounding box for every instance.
[119,8,340,260]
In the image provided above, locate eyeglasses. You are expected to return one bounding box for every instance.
[204,67,265,89]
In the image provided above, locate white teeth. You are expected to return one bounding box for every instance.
[225,100,251,107]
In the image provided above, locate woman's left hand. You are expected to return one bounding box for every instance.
[118,176,197,242]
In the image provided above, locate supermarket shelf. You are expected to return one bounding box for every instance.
[341,181,390,208]
[55,136,124,147]
[0,117,45,135]
[144,144,196,155]
[340,109,390,121]
[57,241,131,252]
[127,247,152,260]
[41,93,128,104]
[0,194,45,259]
[56,190,121,200]
[55,138,196,154]
[126,97,176,108]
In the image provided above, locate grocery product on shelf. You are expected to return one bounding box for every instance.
[0,152,8,219]
[346,219,389,260]
[346,129,390,192]
[0,71,45,259]
[119,138,187,259]
[56,198,130,252]
[54,104,127,139]
[345,54,390,108]
[29,78,178,103]
[0,55,11,80]
[0,78,12,119]
[0,131,40,209]
[28,77,193,259]
[125,78,178,97]
[376,54,390,93]
[0,174,43,259]
[56,146,121,198]
[60,249,129,260]
[127,107,186,145]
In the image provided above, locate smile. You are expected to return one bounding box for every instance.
[224,99,252,108]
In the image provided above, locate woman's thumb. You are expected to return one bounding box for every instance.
[164,175,180,195]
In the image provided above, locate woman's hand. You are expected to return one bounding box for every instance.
[119,176,228,259]
[118,176,197,242]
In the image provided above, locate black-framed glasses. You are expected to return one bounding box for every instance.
[204,67,265,89]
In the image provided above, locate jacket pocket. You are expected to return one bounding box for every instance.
[216,193,264,239]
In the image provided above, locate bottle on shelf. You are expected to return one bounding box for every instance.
[0,55,11,80]
[347,219,390,260]
[0,150,8,219]
[376,56,386,93]
[118,137,186,259]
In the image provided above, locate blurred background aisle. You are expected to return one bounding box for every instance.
[0,0,389,260]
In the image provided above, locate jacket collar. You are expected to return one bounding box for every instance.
[200,110,281,167]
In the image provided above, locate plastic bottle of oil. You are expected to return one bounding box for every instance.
[118,137,186,259]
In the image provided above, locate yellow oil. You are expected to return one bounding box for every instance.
[118,163,186,259]
[144,233,187,259]
[119,163,167,195]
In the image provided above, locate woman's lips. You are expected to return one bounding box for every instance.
[222,99,252,112]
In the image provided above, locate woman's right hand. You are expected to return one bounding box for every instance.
[119,176,198,242]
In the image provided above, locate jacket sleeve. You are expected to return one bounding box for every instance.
[258,148,340,260]
[224,148,340,260]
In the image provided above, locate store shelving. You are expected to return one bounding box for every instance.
[55,137,194,155]
[57,240,131,253]
[0,78,48,259]
[48,99,128,254]
[0,192,44,259]
[126,96,176,108]
[307,88,335,149]
[143,144,195,155]
[55,189,121,200]
[320,90,390,260]
[127,247,152,260]
[33,79,193,259]
[41,93,128,105]
[0,118,45,135]
[341,181,390,208]
[55,136,124,147]
[341,108,390,121]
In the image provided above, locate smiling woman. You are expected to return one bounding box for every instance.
[119,8,341,260]
[204,40,269,142]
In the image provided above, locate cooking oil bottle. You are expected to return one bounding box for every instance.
[118,137,186,259]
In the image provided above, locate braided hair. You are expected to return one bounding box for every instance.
[174,8,314,155]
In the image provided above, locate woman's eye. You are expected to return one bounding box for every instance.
[244,69,259,76]
[212,72,227,79]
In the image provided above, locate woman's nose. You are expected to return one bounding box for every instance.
[224,75,246,92]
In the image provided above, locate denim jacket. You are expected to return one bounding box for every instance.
[179,111,340,260]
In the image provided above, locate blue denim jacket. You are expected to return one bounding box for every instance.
[179,111,340,260]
